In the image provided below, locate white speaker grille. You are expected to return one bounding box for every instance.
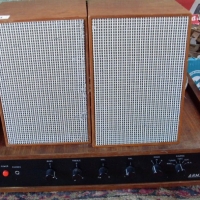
[0,20,88,145]
[92,17,189,146]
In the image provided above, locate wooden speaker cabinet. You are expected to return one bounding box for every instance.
[0,0,90,146]
[88,0,191,147]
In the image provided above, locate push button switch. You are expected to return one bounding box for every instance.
[2,170,9,177]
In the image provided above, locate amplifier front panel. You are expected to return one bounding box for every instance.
[92,17,189,146]
[0,20,89,145]
[0,153,200,188]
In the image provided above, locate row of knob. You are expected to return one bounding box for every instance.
[46,167,83,181]
[152,163,185,176]
[46,167,109,181]
[125,165,183,176]
[45,163,186,181]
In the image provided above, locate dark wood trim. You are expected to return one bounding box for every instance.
[1,180,200,192]
[84,16,92,144]
[88,14,191,19]
[88,16,96,147]
[0,99,9,147]
[177,14,192,144]
[87,0,190,18]
[0,0,87,23]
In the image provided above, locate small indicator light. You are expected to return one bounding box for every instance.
[2,170,9,177]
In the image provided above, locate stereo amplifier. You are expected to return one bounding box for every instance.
[0,0,199,192]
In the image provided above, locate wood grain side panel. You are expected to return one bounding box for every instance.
[0,100,9,146]
[0,181,200,192]
[84,17,92,145]
[177,14,192,144]
[0,0,87,23]
[88,16,96,147]
[87,0,190,18]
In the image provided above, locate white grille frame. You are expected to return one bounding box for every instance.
[0,19,89,145]
[91,16,189,146]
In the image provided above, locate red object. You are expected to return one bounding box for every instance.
[192,14,200,25]
[2,170,9,177]
[176,0,200,25]
[176,0,195,10]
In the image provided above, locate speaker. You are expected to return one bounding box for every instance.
[88,0,191,147]
[0,0,90,145]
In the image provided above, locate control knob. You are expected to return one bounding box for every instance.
[152,164,163,176]
[167,157,191,176]
[98,166,109,179]
[151,159,163,177]
[175,164,185,176]
[46,169,57,181]
[125,166,135,177]
[72,167,83,181]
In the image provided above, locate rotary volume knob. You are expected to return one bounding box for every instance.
[175,164,185,176]
[125,166,135,177]
[151,159,163,177]
[72,167,83,181]
[152,164,163,176]
[98,166,109,179]
[46,169,57,181]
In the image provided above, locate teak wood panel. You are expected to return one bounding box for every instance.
[87,0,190,18]
[0,89,199,160]
[1,181,200,192]
[0,0,87,23]
[88,0,191,147]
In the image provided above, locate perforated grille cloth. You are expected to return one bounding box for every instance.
[0,20,88,144]
[92,17,189,146]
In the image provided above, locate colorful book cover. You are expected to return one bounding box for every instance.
[188,58,200,90]
[176,0,200,25]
